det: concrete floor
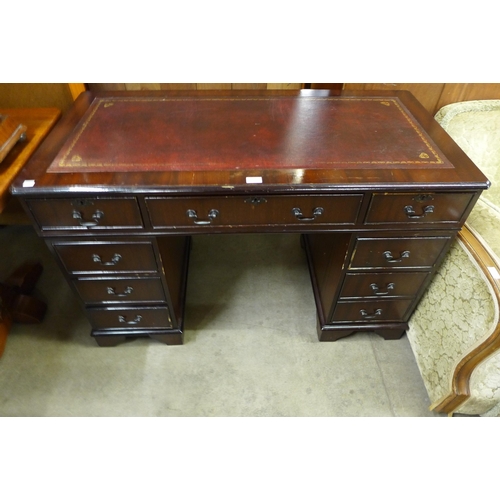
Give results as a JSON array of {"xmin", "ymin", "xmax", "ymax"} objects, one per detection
[{"xmin": 0, "ymin": 224, "xmax": 447, "ymax": 417}]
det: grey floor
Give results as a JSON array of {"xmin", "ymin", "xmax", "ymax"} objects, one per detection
[{"xmin": 0, "ymin": 224, "xmax": 447, "ymax": 417}]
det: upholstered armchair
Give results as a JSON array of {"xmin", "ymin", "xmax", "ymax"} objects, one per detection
[{"xmin": 407, "ymin": 100, "xmax": 500, "ymax": 416}]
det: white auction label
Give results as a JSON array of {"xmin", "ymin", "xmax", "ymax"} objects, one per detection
[{"xmin": 246, "ymin": 176, "xmax": 263, "ymax": 184}]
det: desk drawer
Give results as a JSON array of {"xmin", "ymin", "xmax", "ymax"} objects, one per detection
[
  {"xmin": 53, "ymin": 242, "xmax": 158, "ymax": 275},
  {"xmin": 145, "ymin": 195, "xmax": 362, "ymax": 228},
  {"xmin": 74, "ymin": 277, "xmax": 166, "ymax": 304},
  {"xmin": 349, "ymin": 236, "xmax": 451, "ymax": 270},
  {"xmin": 27, "ymin": 197, "xmax": 144, "ymax": 230},
  {"xmin": 332, "ymin": 299, "xmax": 413, "ymax": 323},
  {"xmin": 365, "ymin": 192, "xmax": 474, "ymax": 225},
  {"xmin": 87, "ymin": 306, "xmax": 172, "ymax": 330},
  {"xmin": 340, "ymin": 272, "xmax": 429, "ymax": 299}
]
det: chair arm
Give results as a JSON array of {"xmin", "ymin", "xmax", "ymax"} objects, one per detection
[{"xmin": 432, "ymin": 224, "xmax": 500, "ymax": 414}]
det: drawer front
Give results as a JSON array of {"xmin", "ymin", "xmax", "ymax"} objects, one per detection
[
  {"xmin": 87, "ymin": 307, "xmax": 172, "ymax": 330},
  {"xmin": 74, "ymin": 277, "xmax": 166, "ymax": 304},
  {"xmin": 340, "ymin": 272, "xmax": 429, "ymax": 299},
  {"xmin": 145, "ymin": 195, "xmax": 363, "ymax": 228},
  {"xmin": 365, "ymin": 192, "xmax": 475, "ymax": 225},
  {"xmin": 27, "ymin": 197, "xmax": 144, "ymax": 230},
  {"xmin": 331, "ymin": 299, "xmax": 413, "ymax": 323},
  {"xmin": 349, "ymin": 236, "xmax": 451, "ymax": 270},
  {"xmin": 53, "ymin": 242, "xmax": 158, "ymax": 274}
]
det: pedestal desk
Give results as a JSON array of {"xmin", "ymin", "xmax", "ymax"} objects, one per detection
[{"xmin": 10, "ymin": 90, "xmax": 489, "ymax": 346}]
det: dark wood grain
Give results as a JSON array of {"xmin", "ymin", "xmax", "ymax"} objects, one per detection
[
  {"xmin": 10, "ymin": 89, "xmax": 490, "ymax": 354},
  {"xmin": 10, "ymin": 90, "xmax": 489, "ymax": 197}
]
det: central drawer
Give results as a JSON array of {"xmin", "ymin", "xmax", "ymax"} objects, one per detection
[
  {"xmin": 53, "ymin": 241, "xmax": 158, "ymax": 275},
  {"xmin": 145, "ymin": 195, "xmax": 363, "ymax": 228}
]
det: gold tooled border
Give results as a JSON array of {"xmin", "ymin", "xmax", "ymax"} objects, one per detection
[{"xmin": 52, "ymin": 96, "xmax": 448, "ymax": 171}]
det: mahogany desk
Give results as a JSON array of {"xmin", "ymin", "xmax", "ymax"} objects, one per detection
[{"xmin": 10, "ymin": 90, "xmax": 489, "ymax": 346}]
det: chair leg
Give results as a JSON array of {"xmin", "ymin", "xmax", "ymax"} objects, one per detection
[
  {"xmin": 5, "ymin": 261, "xmax": 43, "ymax": 294},
  {"xmin": 0, "ymin": 310, "xmax": 13, "ymax": 358},
  {"xmin": 0, "ymin": 261, "xmax": 47, "ymax": 357},
  {"xmin": 11, "ymin": 294, "xmax": 47, "ymax": 323}
]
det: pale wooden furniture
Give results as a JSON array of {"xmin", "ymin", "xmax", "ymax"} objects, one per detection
[
  {"xmin": 0, "ymin": 115, "xmax": 27, "ymax": 163},
  {"xmin": 0, "ymin": 108, "xmax": 61, "ymax": 218},
  {"xmin": 68, "ymin": 84, "xmax": 87, "ymax": 101},
  {"xmin": 0, "ymin": 108, "xmax": 60, "ymax": 356},
  {"xmin": 0, "ymin": 84, "xmax": 79, "ymax": 114}
]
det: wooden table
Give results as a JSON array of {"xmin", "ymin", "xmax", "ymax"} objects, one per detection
[
  {"xmin": 0, "ymin": 107, "xmax": 60, "ymax": 356},
  {"xmin": 0, "ymin": 108, "xmax": 61, "ymax": 221},
  {"xmin": 10, "ymin": 90, "xmax": 489, "ymax": 346}
]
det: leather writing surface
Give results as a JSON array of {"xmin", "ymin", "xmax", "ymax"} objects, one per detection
[{"xmin": 47, "ymin": 96, "xmax": 454, "ymax": 173}]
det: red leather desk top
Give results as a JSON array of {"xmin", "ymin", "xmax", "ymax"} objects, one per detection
[{"xmin": 47, "ymin": 96, "xmax": 453, "ymax": 173}]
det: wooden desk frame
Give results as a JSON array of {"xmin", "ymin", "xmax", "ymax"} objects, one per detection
[{"xmin": 10, "ymin": 90, "xmax": 489, "ymax": 347}]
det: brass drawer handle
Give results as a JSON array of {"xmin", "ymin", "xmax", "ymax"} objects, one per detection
[
  {"xmin": 118, "ymin": 314, "xmax": 142, "ymax": 325},
  {"xmin": 72, "ymin": 209, "xmax": 104, "ymax": 227},
  {"xmin": 404, "ymin": 205, "xmax": 434, "ymax": 219},
  {"xmin": 370, "ymin": 283, "xmax": 395, "ymax": 295},
  {"xmin": 360, "ymin": 308, "xmax": 382, "ymax": 319},
  {"xmin": 291, "ymin": 207, "xmax": 324, "ymax": 221},
  {"xmin": 383, "ymin": 250, "xmax": 410, "ymax": 263},
  {"xmin": 92, "ymin": 253, "xmax": 122, "ymax": 266},
  {"xmin": 186, "ymin": 208, "xmax": 219, "ymax": 225},
  {"xmin": 107, "ymin": 286, "xmax": 133, "ymax": 297}
]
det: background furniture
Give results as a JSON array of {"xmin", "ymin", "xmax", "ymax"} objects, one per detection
[
  {"xmin": 0, "ymin": 108, "xmax": 60, "ymax": 356},
  {"xmin": 87, "ymin": 83, "xmax": 500, "ymax": 116},
  {"xmin": 343, "ymin": 84, "xmax": 500, "ymax": 117},
  {"xmin": 0, "ymin": 84, "xmax": 85, "ymax": 115},
  {"xmin": 4, "ymin": 83, "xmax": 500, "ymax": 117},
  {"xmin": 407, "ymin": 100, "xmax": 500, "ymax": 416},
  {"xmin": 0, "ymin": 108, "xmax": 61, "ymax": 223},
  {"xmin": 11, "ymin": 90, "xmax": 488, "ymax": 348}
]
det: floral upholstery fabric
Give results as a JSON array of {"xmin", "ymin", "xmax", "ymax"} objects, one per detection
[
  {"xmin": 408, "ymin": 100, "xmax": 500, "ymax": 416},
  {"xmin": 406, "ymin": 239, "xmax": 498, "ymax": 410},
  {"xmin": 459, "ymin": 347, "xmax": 500, "ymax": 416},
  {"xmin": 467, "ymin": 199, "xmax": 500, "ymax": 260},
  {"xmin": 435, "ymin": 100, "xmax": 500, "ymax": 209}
]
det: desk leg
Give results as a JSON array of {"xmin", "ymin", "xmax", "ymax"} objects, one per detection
[
  {"xmin": 375, "ymin": 328, "xmax": 406, "ymax": 340},
  {"xmin": 317, "ymin": 323, "xmax": 407, "ymax": 342},
  {"xmin": 93, "ymin": 334, "xmax": 127, "ymax": 347},
  {"xmin": 91, "ymin": 331, "xmax": 184, "ymax": 346},
  {"xmin": 149, "ymin": 332, "xmax": 183, "ymax": 345}
]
